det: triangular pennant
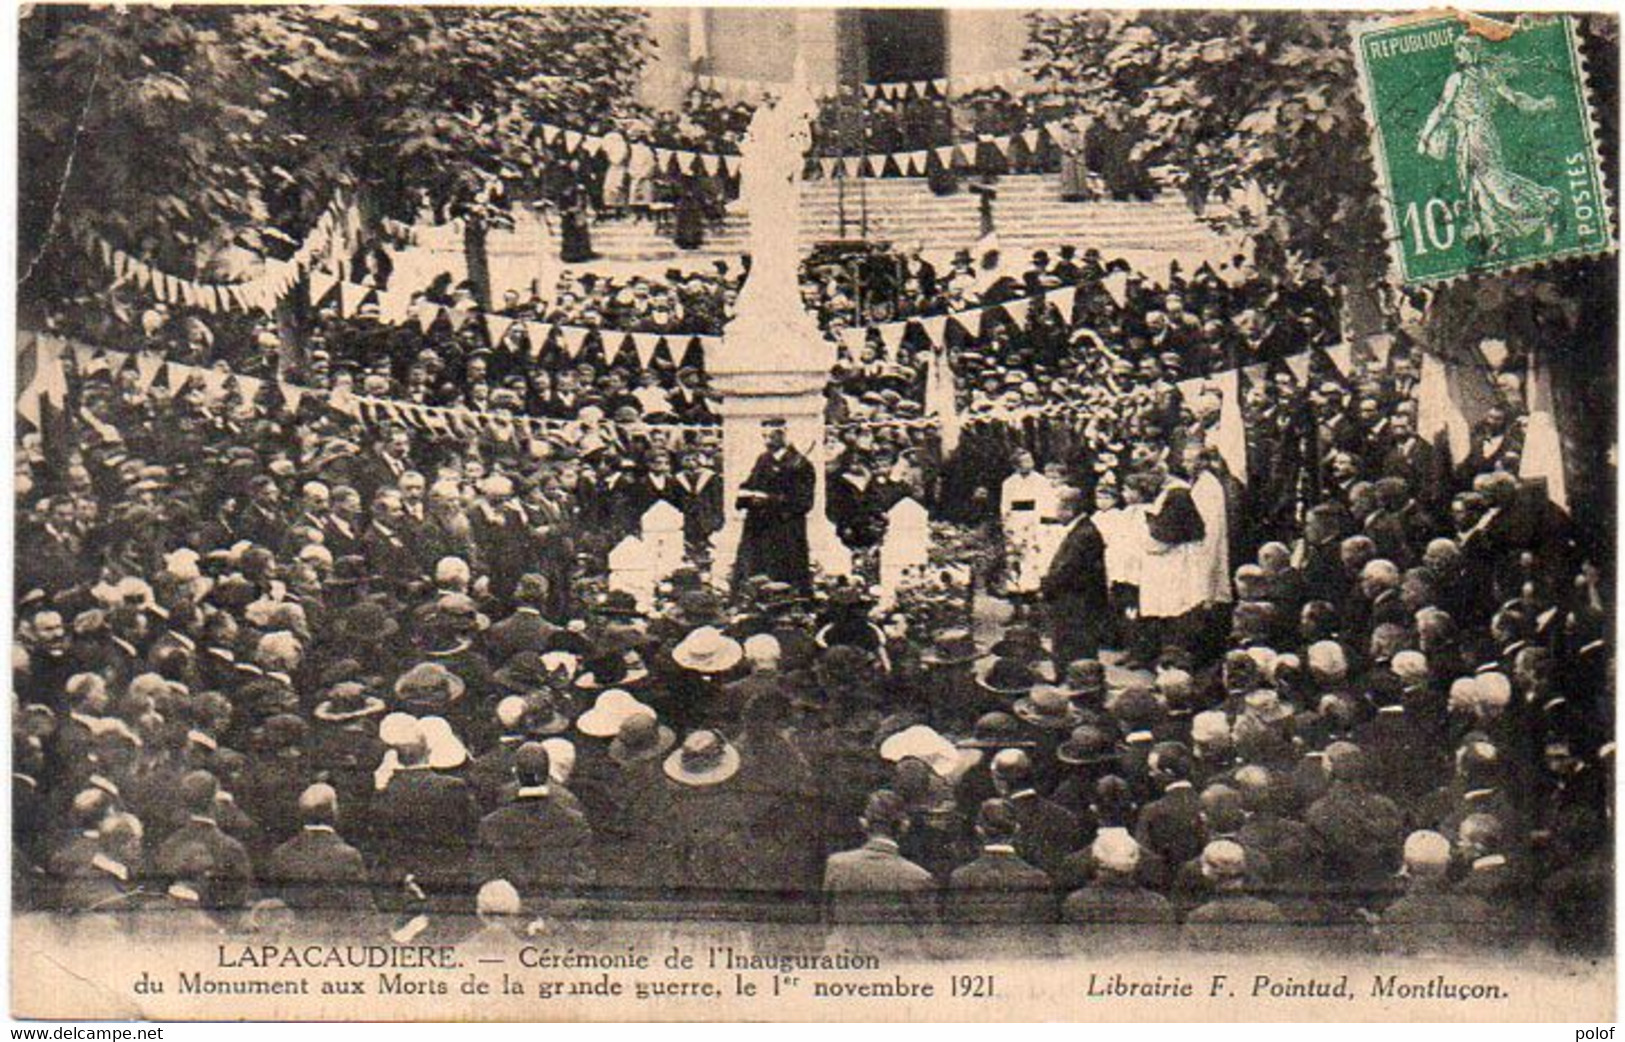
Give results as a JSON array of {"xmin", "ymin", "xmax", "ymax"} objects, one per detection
[
  {"xmin": 1242, "ymin": 362, "xmax": 1269, "ymax": 386},
  {"xmin": 1001, "ymin": 298, "xmax": 1031, "ymax": 327},
  {"xmin": 700, "ymin": 153, "xmax": 721, "ymax": 177},
  {"xmin": 1021, "ymin": 128, "xmax": 1042, "ymax": 152},
  {"xmin": 917, "ymin": 314, "xmax": 950, "ymax": 346},
  {"xmin": 199, "ymin": 366, "xmax": 230, "ymax": 401},
  {"xmin": 557, "ymin": 325, "xmax": 588, "ymax": 359},
  {"xmin": 877, "ymin": 322, "xmax": 907, "ymax": 361},
  {"xmin": 446, "ymin": 307, "xmax": 474, "ymax": 333},
  {"xmin": 540, "ymin": 124, "xmax": 560, "ymax": 145},
  {"xmin": 485, "ymin": 313, "xmax": 515, "ymax": 346},
  {"xmin": 527, "ymin": 322, "xmax": 551, "ymax": 359},
  {"xmin": 631, "ymin": 332, "xmax": 662, "ymax": 368},
  {"xmin": 414, "ymin": 303, "xmax": 444, "ymax": 333},
  {"xmin": 1325, "ymin": 343, "xmax": 1353, "ymax": 376},
  {"xmin": 377, "ymin": 289, "xmax": 412, "ymax": 325},
  {"xmin": 1283, "ymin": 352, "xmax": 1311, "ymax": 384},
  {"xmin": 562, "ymin": 129, "xmax": 584, "ymax": 152},
  {"xmin": 1049, "ymin": 285, "xmax": 1077, "ymax": 320},
  {"xmin": 336, "ymin": 280, "xmax": 366, "ymax": 317},
  {"xmin": 720, "ymin": 155, "xmax": 739, "ymax": 178},
  {"xmin": 162, "ymin": 361, "xmax": 196, "ymax": 396},
  {"xmin": 309, "ymin": 270, "xmax": 340, "ymax": 308},
  {"xmin": 580, "ymin": 134, "xmax": 604, "ymax": 157},
  {"xmin": 935, "ymin": 145, "xmax": 958, "ymax": 167},
  {"xmin": 841, "ymin": 157, "xmax": 863, "ymax": 179},
  {"xmin": 863, "ymin": 83, "xmax": 880, "ymax": 99},
  {"xmin": 931, "ymin": 78, "xmax": 949, "ymax": 95},
  {"xmin": 1366, "ymin": 333, "xmax": 1394, "ymax": 368},
  {"xmin": 235, "ymin": 375, "xmax": 263, "ymax": 404},
  {"xmin": 819, "ymin": 157, "xmax": 839, "ymax": 178},
  {"xmin": 279, "ymin": 381, "xmax": 305, "ymax": 414},
  {"xmin": 134, "ymin": 351, "xmax": 166, "ymax": 393}
]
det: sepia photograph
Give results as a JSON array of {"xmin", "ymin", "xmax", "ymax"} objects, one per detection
[{"xmin": 9, "ymin": 3, "xmax": 1618, "ymax": 1022}]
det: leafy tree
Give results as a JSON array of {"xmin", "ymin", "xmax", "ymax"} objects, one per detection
[
  {"xmin": 19, "ymin": 5, "xmax": 650, "ymax": 315},
  {"xmin": 1025, "ymin": 11, "xmax": 1386, "ymax": 289}
]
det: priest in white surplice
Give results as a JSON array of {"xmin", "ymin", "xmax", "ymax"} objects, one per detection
[
  {"xmin": 1131, "ymin": 465, "xmax": 1208, "ymax": 665},
  {"xmin": 1000, "ymin": 450, "xmax": 1061, "ymax": 606}
]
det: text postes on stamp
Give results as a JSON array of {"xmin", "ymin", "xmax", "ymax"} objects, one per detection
[{"xmin": 1353, "ymin": 13, "xmax": 1613, "ymax": 284}]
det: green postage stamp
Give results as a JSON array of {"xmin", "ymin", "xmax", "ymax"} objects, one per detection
[{"xmin": 1353, "ymin": 13, "xmax": 1614, "ymax": 284}]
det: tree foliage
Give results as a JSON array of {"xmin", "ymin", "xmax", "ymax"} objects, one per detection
[
  {"xmin": 20, "ymin": 5, "xmax": 650, "ymax": 300},
  {"xmin": 1025, "ymin": 11, "xmax": 1388, "ymax": 284}
]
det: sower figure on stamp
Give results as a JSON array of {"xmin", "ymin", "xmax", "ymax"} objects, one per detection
[{"xmin": 734, "ymin": 419, "xmax": 815, "ymax": 592}]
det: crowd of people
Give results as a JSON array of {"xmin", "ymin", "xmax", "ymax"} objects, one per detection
[{"xmin": 15, "ymin": 129, "xmax": 1612, "ymax": 957}]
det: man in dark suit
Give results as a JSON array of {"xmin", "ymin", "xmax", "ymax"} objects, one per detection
[
  {"xmin": 1042, "ymin": 490, "xmax": 1110, "ymax": 668},
  {"xmin": 1377, "ymin": 830, "xmax": 1496, "ymax": 954},
  {"xmin": 992, "ymin": 749, "xmax": 1078, "ymax": 879},
  {"xmin": 735, "ymin": 420, "xmax": 816, "ymax": 592},
  {"xmin": 367, "ymin": 720, "xmax": 479, "ymax": 899},
  {"xmin": 823, "ymin": 789, "xmax": 937, "ymax": 924},
  {"xmin": 152, "ymin": 770, "xmax": 253, "ymax": 913},
  {"xmin": 483, "ymin": 575, "xmax": 559, "ymax": 663},
  {"xmin": 948, "ymin": 799, "xmax": 1055, "ymax": 923},
  {"xmin": 267, "ymin": 784, "xmax": 374, "ymax": 918},
  {"xmin": 363, "ymin": 489, "xmax": 421, "ymax": 594},
  {"xmin": 1134, "ymin": 742, "xmax": 1208, "ymax": 871},
  {"xmin": 1181, "ymin": 840, "xmax": 1288, "ymax": 952},
  {"xmin": 476, "ymin": 743, "xmax": 594, "ymax": 898}
]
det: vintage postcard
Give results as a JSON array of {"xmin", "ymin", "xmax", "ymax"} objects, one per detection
[{"xmin": 11, "ymin": 4, "xmax": 1617, "ymax": 1023}]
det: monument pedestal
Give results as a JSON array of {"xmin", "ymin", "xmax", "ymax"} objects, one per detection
[
  {"xmin": 706, "ymin": 368, "xmax": 851, "ymax": 590},
  {"xmin": 706, "ymin": 79, "xmax": 851, "ymax": 590}
]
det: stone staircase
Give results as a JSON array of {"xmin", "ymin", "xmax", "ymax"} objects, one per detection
[
  {"xmin": 585, "ymin": 174, "xmax": 1246, "ymax": 269},
  {"xmin": 414, "ymin": 174, "xmax": 1249, "ymax": 298}
]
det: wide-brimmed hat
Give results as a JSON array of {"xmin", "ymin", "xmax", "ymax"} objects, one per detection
[
  {"xmin": 314, "ymin": 681, "xmax": 387, "ymax": 723},
  {"xmin": 1057, "ymin": 722, "xmax": 1118, "ymax": 765},
  {"xmin": 957, "ymin": 710, "xmax": 1035, "ymax": 749},
  {"xmin": 520, "ymin": 691, "xmax": 572, "ymax": 737},
  {"xmin": 493, "ymin": 651, "xmax": 560, "ymax": 695},
  {"xmin": 671, "ymin": 626, "xmax": 744, "ymax": 674},
  {"xmin": 671, "ymin": 589, "xmax": 725, "ymax": 627},
  {"xmin": 576, "ymin": 648, "xmax": 649, "ymax": 690},
  {"xmin": 878, "ymin": 724, "xmax": 978, "ymax": 780},
  {"xmin": 663, "ymin": 729, "xmax": 741, "ymax": 786},
  {"xmin": 1014, "ymin": 684, "xmax": 1087, "ymax": 729},
  {"xmin": 990, "ymin": 625, "xmax": 1046, "ymax": 662},
  {"xmin": 419, "ymin": 716, "xmax": 468, "ymax": 770},
  {"xmin": 592, "ymin": 590, "xmax": 643, "ymax": 620},
  {"xmin": 393, "ymin": 663, "xmax": 466, "ymax": 710},
  {"xmin": 919, "ymin": 628, "xmax": 982, "ymax": 667},
  {"xmin": 608, "ymin": 711, "xmax": 676, "ymax": 766},
  {"xmin": 975, "ymin": 656, "xmax": 1039, "ymax": 697},
  {"xmin": 577, "ymin": 688, "xmax": 653, "ymax": 739},
  {"xmin": 1060, "ymin": 659, "xmax": 1107, "ymax": 700},
  {"xmin": 431, "ymin": 593, "xmax": 490, "ymax": 633}
]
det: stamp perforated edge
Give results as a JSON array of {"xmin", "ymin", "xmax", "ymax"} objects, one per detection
[{"xmin": 1349, "ymin": 11, "xmax": 1618, "ymax": 287}]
